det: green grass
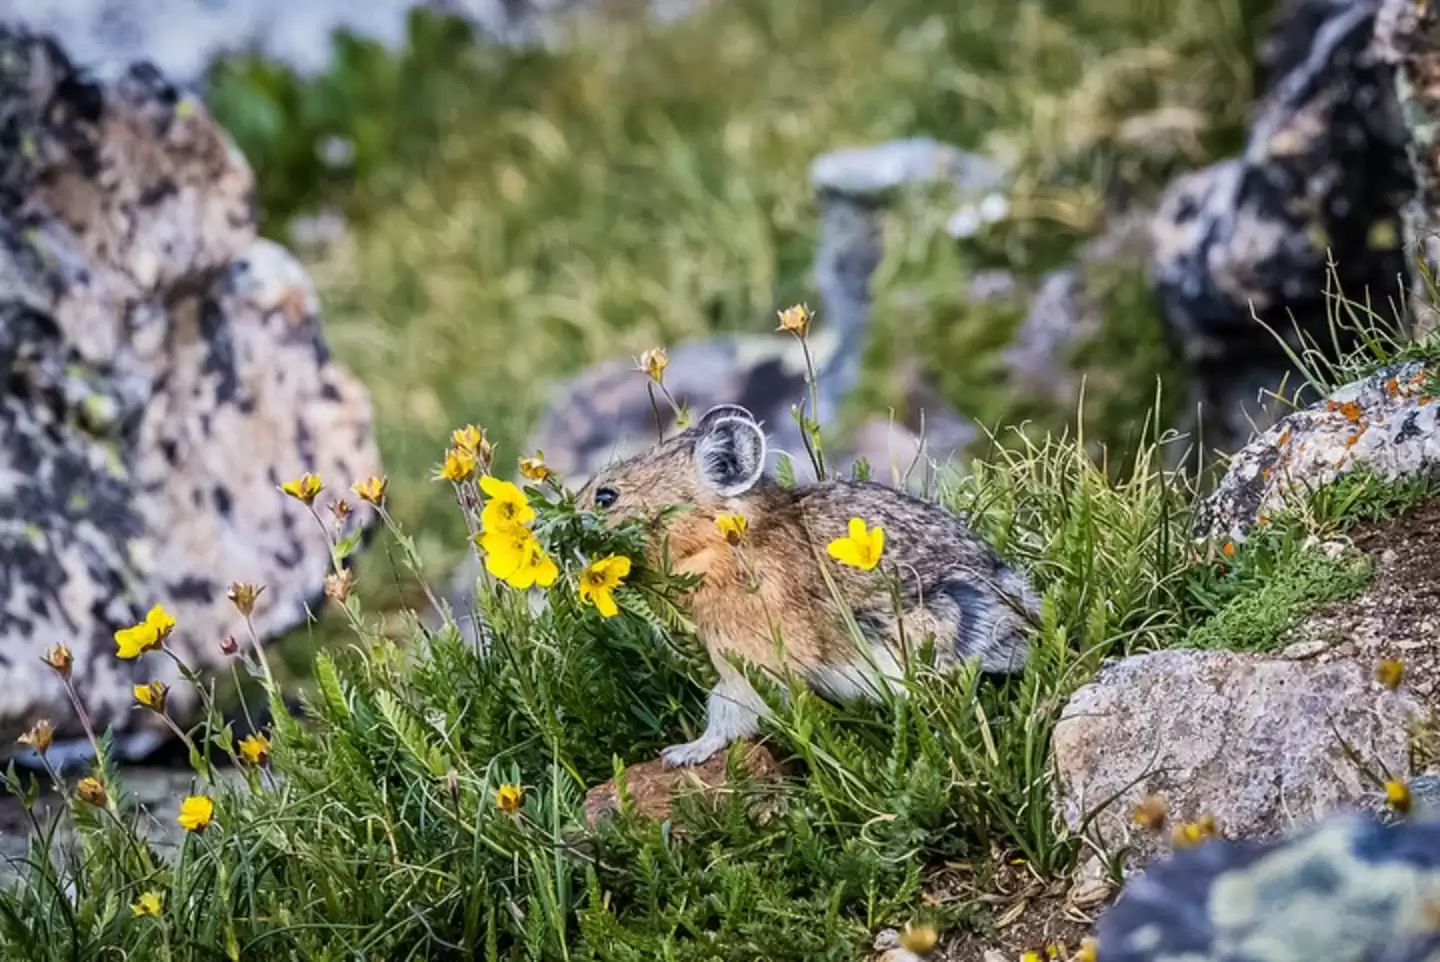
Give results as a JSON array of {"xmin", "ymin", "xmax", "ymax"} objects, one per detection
[
  {"xmin": 3, "ymin": 379, "xmax": 1435, "ymax": 959},
  {"xmin": 14, "ymin": 1, "xmax": 1440, "ymax": 958}
]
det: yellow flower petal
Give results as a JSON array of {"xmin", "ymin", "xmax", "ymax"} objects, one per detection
[
  {"xmin": 114, "ymin": 623, "xmax": 161, "ymax": 659},
  {"xmin": 495, "ymin": 783, "xmax": 523, "ymax": 813},
  {"xmin": 144, "ymin": 604, "xmax": 176, "ymax": 638},
  {"xmin": 131, "ymin": 890, "xmax": 163, "ymax": 918},
  {"xmin": 177, "ymin": 795, "xmax": 214, "ymax": 832},
  {"xmin": 592, "ymin": 588, "xmax": 619, "ymax": 618},
  {"xmin": 239, "ymin": 733, "xmax": 270, "ymax": 766},
  {"xmin": 827, "ymin": 518, "xmax": 885, "ymax": 571}
]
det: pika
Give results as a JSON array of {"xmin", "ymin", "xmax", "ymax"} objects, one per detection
[{"xmin": 575, "ymin": 404, "xmax": 1041, "ymax": 767}]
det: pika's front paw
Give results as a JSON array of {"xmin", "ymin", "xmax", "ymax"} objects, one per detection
[{"xmin": 660, "ymin": 737, "xmax": 726, "ymax": 768}]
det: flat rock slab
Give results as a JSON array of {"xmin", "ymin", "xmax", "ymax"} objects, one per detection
[
  {"xmin": 1052, "ymin": 648, "xmax": 1421, "ymax": 866},
  {"xmin": 584, "ymin": 741, "xmax": 782, "ymax": 828}
]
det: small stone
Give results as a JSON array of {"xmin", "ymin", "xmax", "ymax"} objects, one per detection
[
  {"xmin": 583, "ymin": 742, "xmax": 783, "ymax": 829},
  {"xmin": 1281, "ymin": 639, "xmax": 1330, "ymax": 660},
  {"xmin": 808, "ymin": 137, "xmax": 1007, "ymax": 202},
  {"xmin": 1381, "ymin": 548, "xmax": 1399, "ymax": 566}
]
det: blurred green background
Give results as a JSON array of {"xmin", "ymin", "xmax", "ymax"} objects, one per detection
[{"xmin": 200, "ymin": 0, "xmax": 1274, "ymax": 654}]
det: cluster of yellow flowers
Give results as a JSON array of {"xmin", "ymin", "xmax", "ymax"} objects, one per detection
[
  {"xmin": 437, "ymin": 424, "xmax": 493, "ymax": 483},
  {"xmin": 432, "ymin": 431, "xmax": 634, "ymax": 617},
  {"xmin": 476, "ymin": 476, "xmax": 559, "ymax": 590}
]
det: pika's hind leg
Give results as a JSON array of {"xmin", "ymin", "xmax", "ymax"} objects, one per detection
[{"xmin": 661, "ymin": 664, "xmax": 772, "ymax": 768}]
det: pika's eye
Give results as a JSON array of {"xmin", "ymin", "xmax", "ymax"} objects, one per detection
[{"xmin": 594, "ymin": 486, "xmax": 619, "ymax": 510}]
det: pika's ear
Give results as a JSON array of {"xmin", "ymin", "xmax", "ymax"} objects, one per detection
[
  {"xmin": 697, "ymin": 404, "xmax": 758, "ymax": 431},
  {"xmin": 693, "ymin": 415, "xmax": 766, "ymax": 496}
]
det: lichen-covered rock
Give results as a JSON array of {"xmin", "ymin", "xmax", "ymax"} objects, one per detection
[
  {"xmin": 1376, "ymin": 0, "xmax": 1440, "ymax": 337},
  {"xmin": 1149, "ymin": 0, "xmax": 1416, "ymax": 462},
  {"xmin": 0, "ymin": 28, "xmax": 381, "ymax": 760},
  {"xmin": 1052, "ymin": 648, "xmax": 1420, "ymax": 867},
  {"xmin": 1194, "ymin": 360, "xmax": 1440, "ymax": 543},
  {"xmin": 1093, "ymin": 814, "xmax": 1440, "ymax": 962}
]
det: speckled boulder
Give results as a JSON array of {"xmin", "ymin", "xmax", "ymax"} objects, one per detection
[
  {"xmin": 1093, "ymin": 814, "xmax": 1440, "ymax": 962},
  {"xmin": 1149, "ymin": 0, "xmax": 1415, "ymax": 463},
  {"xmin": 1052, "ymin": 648, "xmax": 1421, "ymax": 868},
  {"xmin": 0, "ymin": 28, "xmax": 381, "ymax": 760},
  {"xmin": 1376, "ymin": 0, "xmax": 1440, "ymax": 338},
  {"xmin": 1194, "ymin": 360, "xmax": 1440, "ymax": 543}
]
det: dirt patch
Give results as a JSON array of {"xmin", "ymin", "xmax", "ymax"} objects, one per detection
[
  {"xmin": 906, "ymin": 857, "xmax": 1109, "ymax": 962},
  {"xmin": 1291, "ymin": 497, "xmax": 1440, "ymax": 727}
]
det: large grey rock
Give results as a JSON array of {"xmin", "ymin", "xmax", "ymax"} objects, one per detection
[
  {"xmin": 0, "ymin": 28, "xmax": 381, "ymax": 762},
  {"xmin": 1194, "ymin": 360, "xmax": 1440, "ymax": 543},
  {"xmin": 1149, "ymin": 0, "xmax": 1416, "ymax": 464},
  {"xmin": 1093, "ymin": 813, "xmax": 1440, "ymax": 962},
  {"xmin": 1052, "ymin": 648, "xmax": 1421, "ymax": 867},
  {"xmin": 1376, "ymin": 0, "xmax": 1440, "ymax": 337}
]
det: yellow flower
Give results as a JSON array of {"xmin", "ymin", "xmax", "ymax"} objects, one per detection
[
  {"xmin": 451, "ymin": 424, "xmax": 493, "ymax": 466},
  {"xmin": 227, "ymin": 582, "xmax": 264, "ymax": 617},
  {"xmin": 114, "ymin": 604, "xmax": 176, "ymax": 659},
  {"xmin": 1021, "ymin": 953, "xmax": 1042, "ymax": 962},
  {"xmin": 133, "ymin": 681, "xmax": 168, "ymax": 713},
  {"xmin": 518, "ymin": 454, "xmax": 552, "ymax": 483},
  {"xmin": 495, "ymin": 783, "xmax": 523, "ymax": 814},
  {"xmin": 1386, "ymin": 780, "xmax": 1413, "ymax": 813},
  {"xmin": 18, "ymin": 719, "xmax": 53, "ymax": 754},
  {"xmin": 437, "ymin": 447, "xmax": 477, "ymax": 483},
  {"xmin": 899, "ymin": 923, "xmax": 938, "ymax": 954},
  {"xmin": 715, "ymin": 513, "xmax": 749, "ymax": 545},
  {"xmin": 479, "ymin": 475, "xmax": 536, "ymax": 530},
  {"xmin": 75, "ymin": 777, "xmax": 107, "ymax": 807},
  {"xmin": 115, "ymin": 626, "xmax": 160, "ymax": 660},
  {"xmin": 776, "ymin": 302, "xmax": 813, "ymax": 335},
  {"xmin": 1376, "ymin": 658, "xmax": 1405, "ymax": 691},
  {"xmin": 1076, "ymin": 937, "xmax": 1099, "ymax": 962},
  {"xmin": 1131, "ymin": 793, "xmax": 1168, "ymax": 832},
  {"xmin": 279, "ymin": 472, "xmax": 323, "ymax": 505},
  {"xmin": 480, "ymin": 521, "xmax": 534, "ymax": 577},
  {"xmin": 178, "ymin": 795, "xmax": 214, "ymax": 832},
  {"xmin": 1171, "ymin": 816, "xmax": 1218, "ymax": 848},
  {"xmin": 512, "ymin": 539, "xmax": 559, "ymax": 591},
  {"xmin": 478, "ymin": 523, "xmax": 557, "ymax": 590},
  {"xmin": 637, "ymin": 347, "xmax": 669, "ymax": 383},
  {"xmin": 41, "ymin": 644, "xmax": 73, "ymax": 679},
  {"xmin": 579, "ymin": 555, "xmax": 631, "ymax": 618},
  {"xmin": 826, "ymin": 518, "xmax": 885, "ymax": 571},
  {"xmin": 131, "ymin": 890, "xmax": 163, "ymax": 918},
  {"xmin": 351, "ymin": 475, "xmax": 388, "ymax": 505},
  {"xmin": 239, "ymin": 733, "xmax": 270, "ymax": 766}
]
